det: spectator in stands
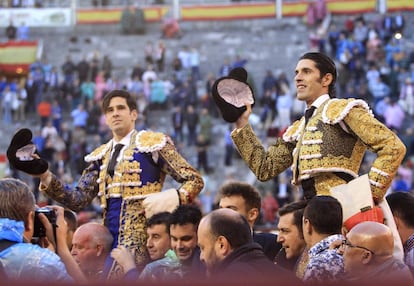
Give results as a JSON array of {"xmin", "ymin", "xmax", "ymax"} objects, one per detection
[
  {"xmin": 218, "ymin": 181, "xmax": 282, "ymax": 261},
  {"xmin": 185, "ymin": 104, "xmax": 199, "ymax": 146},
  {"xmin": 171, "ymin": 105, "xmax": 184, "ymax": 143},
  {"xmin": 77, "ymin": 55, "xmax": 90, "ymax": 85},
  {"xmin": 396, "ymin": 159, "xmax": 413, "ymax": 190},
  {"xmin": 340, "ymin": 221, "xmax": 413, "ymax": 283},
  {"xmin": 102, "ymin": 55, "xmax": 113, "ymax": 81},
  {"xmin": 2, "ymin": 85, "xmax": 16, "ymax": 125},
  {"xmin": 315, "ymin": 0, "xmax": 328, "ymax": 24},
  {"xmin": 47, "ymin": 65, "xmax": 60, "ymax": 94},
  {"xmin": 383, "ymin": 97, "xmax": 405, "ymax": 133},
  {"xmin": 50, "ymin": 99, "xmax": 62, "ymax": 133},
  {"xmin": 161, "ymin": 17, "xmax": 182, "ymax": 39},
  {"xmin": 232, "ymin": 54, "xmax": 248, "ymax": 69},
  {"xmin": 261, "ymin": 69, "xmax": 277, "ymax": 102},
  {"xmin": 71, "ymin": 103, "xmax": 89, "ymax": 129},
  {"xmin": 61, "ymin": 55, "xmax": 76, "ymax": 90},
  {"xmin": 218, "ymin": 58, "xmax": 232, "ymax": 77},
  {"xmin": 80, "ymin": 78, "xmax": 95, "ymax": 105},
  {"xmin": 275, "ymin": 82, "xmax": 293, "ymax": 130},
  {"xmin": 15, "ymin": 82, "xmax": 27, "ymax": 122},
  {"xmin": 5, "ymin": 20, "xmax": 16, "ymax": 40},
  {"xmin": 189, "ymin": 47, "xmax": 201, "ymax": 82},
  {"xmin": 302, "ymin": 196, "xmax": 344, "ymax": 283},
  {"xmin": 36, "ymin": 96, "xmax": 51, "ymax": 127},
  {"xmin": 224, "ymin": 124, "xmax": 235, "ymax": 166},
  {"xmin": 16, "ymin": 21, "xmax": 29, "ymax": 41},
  {"xmin": 386, "ymin": 192, "xmax": 414, "ymax": 275},
  {"xmin": 196, "ymin": 133, "xmax": 210, "ymax": 174},
  {"xmin": 399, "ymin": 77, "xmax": 414, "ymax": 116},
  {"xmin": 305, "ymin": 1, "xmax": 317, "ymax": 28},
  {"xmin": 71, "ymin": 222, "xmax": 113, "ymax": 281},
  {"xmin": 41, "ymin": 119, "xmax": 58, "ymax": 139}
]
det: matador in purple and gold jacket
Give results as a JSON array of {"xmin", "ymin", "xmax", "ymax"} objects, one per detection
[{"xmin": 40, "ymin": 129, "xmax": 204, "ymax": 277}]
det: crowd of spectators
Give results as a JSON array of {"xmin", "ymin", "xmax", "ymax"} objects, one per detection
[
  {"xmin": 1, "ymin": 176, "xmax": 414, "ymax": 284},
  {"xmin": 2, "ymin": 10, "xmax": 414, "ymax": 221},
  {"xmin": 1, "ymin": 3, "xmax": 414, "ymax": 283}
]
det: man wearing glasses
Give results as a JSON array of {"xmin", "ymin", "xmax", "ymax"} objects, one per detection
[{"xmin": 341, "ymin": 221, "xmax": 413, "ymax": 283}]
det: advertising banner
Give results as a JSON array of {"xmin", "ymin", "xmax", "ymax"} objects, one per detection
[{"xmin": 0, "ymin": 8, "xmax": 72, "ymax": 27}]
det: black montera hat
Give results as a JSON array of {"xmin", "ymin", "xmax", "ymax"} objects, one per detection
[
  {"xmin": 7, "ymin": 128, "xmax": 49, "ymax": 175},
  {"xmin": 211, "ymin": 67, "xmax": 255, "ymax": 123}
]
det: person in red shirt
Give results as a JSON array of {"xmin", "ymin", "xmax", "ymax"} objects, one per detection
[{"xmin": 37, "ymin": 98, "xmax": 51, "ymax": 127}]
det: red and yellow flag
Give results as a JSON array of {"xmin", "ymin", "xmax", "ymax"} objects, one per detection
[{"xmin": 0, "ymin": 41, "xmax": 38, "ymax": 76}]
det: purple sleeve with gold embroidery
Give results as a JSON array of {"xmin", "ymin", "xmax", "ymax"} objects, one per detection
[
  {"xmin": 157, "ymin": 142, "xmax": 204, "ymax": 203},
  {"xmin": 42, "ymin": 161, "xmax": 100, "ymax": 212}
]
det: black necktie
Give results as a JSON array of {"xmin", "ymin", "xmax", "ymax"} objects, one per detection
[
  {"xmin": 304, "ymin": 106, "xmax": 316, "ymax": 124},
  {"xmin": 107, "ymin": 144, "xmax": 124, "ymax": 177}
]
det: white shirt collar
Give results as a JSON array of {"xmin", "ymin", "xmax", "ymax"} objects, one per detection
[
  {"xmin": 112, "ymin": 129, "xmax": 134, "ymax": 147},
  {"xmin": 308, "ymin": 94, "xmax": 330, "ymax": 109}
]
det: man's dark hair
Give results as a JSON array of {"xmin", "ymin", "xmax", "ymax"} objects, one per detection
[
  {"xmin": 64, "ymin": 209, "xmax": 78, "ymax": 232},
  {"xmin": 278, "ymin": 200, "xmax": 307, "ymax": 239},
  {"xmin": 147, "ymin": 211, "xmax": 172, "ymax": 228},
  {"xmin": 387, "ymin": 192, "xmax": 414, "ymax": 228},
  {"xmin": 303, "ymin": 196, "xmax": 342, "ymax": 235},
  {"xmin": 170, "ymin": 204, "xmax": 202, "ymax": 227},
  {"xmin": 300, "ymin": 52, "xmax": 337, "ymax": 97},
  {"xmin": 218, "ymin": 182, "xmax": 261, "ymax": 212},
  {"xmin": 102, "ymin": 89, "xmax": 137, "ymax": 113},
  {"xmin": 209, "ymin": 209, "xmax": 252, "ymax": 249}
]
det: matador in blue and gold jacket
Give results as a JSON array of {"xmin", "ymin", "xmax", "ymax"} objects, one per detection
[{"xmin": 40, "ymin": 129, "xmax": 203, "ymax": 277}]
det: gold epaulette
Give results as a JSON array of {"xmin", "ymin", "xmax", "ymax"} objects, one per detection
[
  {"xmin": 135, "ymin": 130, "xmax": 167, "ymax": 153},
  {"xmin": 282, "ymin": 119, "xmax": 304, "ymax": 143},
  {"xmin": 322, "ymin": 98, "xmax": 373, "ymax": 125},
  {"xmin": 84, "ymin": 142, "xmax": 112, "ymax": 162}
]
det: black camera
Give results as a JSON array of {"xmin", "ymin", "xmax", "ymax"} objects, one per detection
[{"xmin": 33, "ymin": 207, "xmax": 57, "ymax": 238}]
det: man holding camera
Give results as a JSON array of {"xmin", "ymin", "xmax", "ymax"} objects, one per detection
[{"xmin": 0, "ymin": 178, "xmax": 77, "ymax": 282}]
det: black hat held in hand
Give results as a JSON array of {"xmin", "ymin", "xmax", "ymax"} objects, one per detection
[
  {"xmin": 7, "ymin": 128, "xmax": 49, "ymax": 175},
  {"xmin": 212, "ymin": 67, "xmax": 255, "ymax": 123}
]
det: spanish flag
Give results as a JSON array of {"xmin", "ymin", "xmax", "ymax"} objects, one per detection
[{"xmin": 0, "ymin": 41, "xmax": 39, "ymax": 76}]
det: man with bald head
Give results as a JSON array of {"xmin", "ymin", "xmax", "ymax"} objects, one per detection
[
  {"xmin": 71, "ymin": 222, "xmax": 114, "ymax": 281},
  {"xmin": 341, "ymin": 221, "xmax": 413, "ymax": 283},
  {"xmin": 197, "ymin": 208, "xmax": 295, "ymax": 284}
]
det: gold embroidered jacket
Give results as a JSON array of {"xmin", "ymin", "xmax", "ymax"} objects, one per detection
[
  {"xmin": 232, "ymin": 98, "xmax": 406, "ymax": 202},
  {"xmin": 41, "ymin": 130, "xmax": 203, "ymax": 270}
]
